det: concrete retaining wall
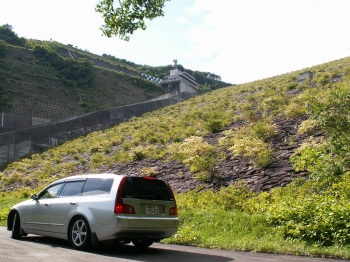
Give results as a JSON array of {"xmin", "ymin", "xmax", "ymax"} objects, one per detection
[{"xmin": 0, "ymin": 93, "xmax": 192, "ymax": 166}]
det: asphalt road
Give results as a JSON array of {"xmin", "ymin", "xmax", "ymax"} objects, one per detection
[{"xmin": 0, "ymin": 226, "xmax": 347, "ymax": 262}]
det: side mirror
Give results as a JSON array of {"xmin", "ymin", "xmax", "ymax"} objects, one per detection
[{"xmin": 31, "ymin": 194, "xmax": 38, "ymax": 201}]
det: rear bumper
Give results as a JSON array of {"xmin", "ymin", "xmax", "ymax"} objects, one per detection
[
  {"xmin": 127, "ymin": 215, "xmax": 179, "ymax": 229},
  {"xmin": 114, "ymin": 228, "xmax": 178, "ymax": 239},
  {"xmin": 92, "ymin": 215, "xmax": 179, "ymax": 242}
]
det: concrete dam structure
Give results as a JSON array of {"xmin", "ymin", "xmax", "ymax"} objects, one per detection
[{"xmin": 0, "ymin": 93, "xmax": 195, "ymax": 166}]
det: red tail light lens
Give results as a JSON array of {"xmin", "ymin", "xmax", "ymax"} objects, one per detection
[
  {"xmin": 115, "ymin": 203, "xmax": 124, "ymax": 214},
  {"xmin": 169, "ymin": 206, "xmax": 178, "ymax": 216},
  {"xmin": 143, "ymin": 176, "xmax": 155, "ymax": 180},
  {"xmin": 115, "ymin": 203, "xmax": 135, "ymax": 214},
  {"xmin": 115, "ymin": 177, "xmax": 126, "ymax": 214}
]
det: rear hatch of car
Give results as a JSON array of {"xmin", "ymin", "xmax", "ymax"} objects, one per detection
[{"xmin": 115, "ymin": 176, "xmax": 178, "ymax": 229}]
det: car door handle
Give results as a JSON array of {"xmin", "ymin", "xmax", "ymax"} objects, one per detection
[
  {"xmin": 70, "ymin": 202, "xmax": 77, "ymax": 205},
  {"xmin": 45, "ymin": 203, "xmax": 50, "ymax": 206}
]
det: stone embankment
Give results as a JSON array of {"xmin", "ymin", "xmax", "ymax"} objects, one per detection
[{"xmin": 102, "ymin": 115, "xmax": 311, "ymax": 194}]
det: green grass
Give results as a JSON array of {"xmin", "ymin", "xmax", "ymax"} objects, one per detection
[
  {"xmin": 160, "ymin": 181, "xmax": 350, "ymax": 259},
  {"xmin": 0, "ymin": 191, "xmax": 29, "ymax": 226},
  {"xmin": 164, "ymin": 207, "xmax": 350, "ymax": 259}
]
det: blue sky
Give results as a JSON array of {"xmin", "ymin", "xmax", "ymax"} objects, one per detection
[{"xmin": 1, "ymin": 0, "xmax": 350, "ymax": 84}]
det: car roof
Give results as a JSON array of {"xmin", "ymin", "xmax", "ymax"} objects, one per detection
[{"xmin": 52, "ymin": 173, "xmax": 124, "ymax": 184}]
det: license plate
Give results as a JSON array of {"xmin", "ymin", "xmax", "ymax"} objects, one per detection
[{"xmin": 145, "ymin": 205, "xmax": 159, "ymax": 215}]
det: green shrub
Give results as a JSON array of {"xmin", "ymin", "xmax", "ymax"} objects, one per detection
[
  {"xmin": 250, "ymin": 121, "xmax": 278, "ymax": 142},
  {"xmin": 219, "ymin": 122, "xmax": 276, "ymax": 168},
  {"xmin": 4, "ymin": 171, "xmax": 23, "ymax": 185},
  {"xmin": 140, "ymin": 167, "xmax": 157, "ymax": 177},
  {"xmin": 130, "ymin": 146, "xmax": 146, "ymax": 161},
  {"xmin": 167, "ymin": 136, "xmax": 217, "ymax": 180},
  {"xmin": 214, "ymin": 181, "xmax": 256, "ymax": 211},
  {"xmin": 291, "ymin": 137, "xmax": 325, "ymax": 173},
  {"xmin": 307, "ymin": 84, "xmax": 350, "ymax": 146},
  {"xmin": 205, "ymin": 119, "xmax": 223, "ymax": 133},
  {"xmin": 297, "ymin": 119, "xmax": 317, "ymax": 135},
  {"xmin": 33, "ymin": 46, "xmax": 94, "ymax": 88},
  {"xmin": 129, "ymin": 144, "xmax": 165, "ymax": 161},
  {"xmin": 284, "ymin": 94, "xmax": 308, "ymax": 117},
  {"xmin": 292, "ymin": 85, "xmax": 350, "ymax": 182},
  {"xmin": 266, "ymin": 194, "xmax": 350, "ymax": 246},
  {"xmin": 0, "ymin": 25, "xmax": 26, "ymax": 47}
]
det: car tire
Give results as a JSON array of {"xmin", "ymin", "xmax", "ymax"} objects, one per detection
[
  {"xmin": 69, "ymin": 217, "xmax": 91, "ymax": 250},
  {"xmin": 132, "ymin": 239, "xmax": 154, "ymax": 248},
  {"xmin": 11, "ymin": 212, "xmax": 21, "ymax": 239}
]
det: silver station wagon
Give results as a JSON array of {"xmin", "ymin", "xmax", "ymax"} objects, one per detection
[{"xmin": 7, "ymin": 174, "xmax": 179, "ymax": 250}]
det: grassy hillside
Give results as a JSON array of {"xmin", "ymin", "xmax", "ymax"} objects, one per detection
[
  {"xmin": 0, "ymin": 40, "xmax": 164, "ymax": 120},
  {"xmin": 2, "ymin": 25, "xmax": 350, "ymax": 258}
]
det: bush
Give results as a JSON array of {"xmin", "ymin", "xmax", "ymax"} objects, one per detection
[
  {"xmin": 33, "ymin": 46, "xmax": 94, "ymax": 88},
  {"xmin": 297, "ymin": 119, "xmax": 317, "ymax": 135},
  {"xmin": 292, "ymin": 85, "xmax": 350, "ymax": 182},
  {"xmin": 250, "ymin": 121, "xmax": 278, "ymax": 142},
  {"xmin": 0, "ymin": 25, "xmax": 26, "ymax": 47},
  {"xmin": 168, "ymin": 136, "xmax": 217, "ymax": 180},
  {"xmin": 219, "ymin": 122, "xmax": 277, "ymax": 167},
  {"xmin": 140, "ymin": 167, "xmax": 157, "ymax": 177},
  {"xmin": 205, "ymin": 119, "xmax": 223, "ymax": 133},
  {"xmin": 284, "ymin": 95, "xmax": 308, "ymax": 117},
  {"xmin": 266, "ymin": 194, "xmax": 350, "ymax": 246}
]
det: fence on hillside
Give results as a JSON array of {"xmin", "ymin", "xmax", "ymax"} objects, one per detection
[{"xmin": 0, "ymin": 93, "xmax": 195, "ymax": 166}]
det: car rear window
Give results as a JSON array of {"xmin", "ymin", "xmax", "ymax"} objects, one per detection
[
  {"xmin": 122, "ymin": 177, "xmax": 174, "ymax": 201},
  {"xmin": 82, "ymin": 178, "xmax": 114, "ymax": 196}
]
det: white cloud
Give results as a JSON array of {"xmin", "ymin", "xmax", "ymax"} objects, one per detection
[{"xmin": 176, "ymin": 16, "xmax": 192, "ymax": 25}]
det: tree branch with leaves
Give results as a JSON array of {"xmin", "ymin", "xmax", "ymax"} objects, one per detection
[{"xmin": 95, "ymin": 0, "xmax": 169, "ymax": 41}]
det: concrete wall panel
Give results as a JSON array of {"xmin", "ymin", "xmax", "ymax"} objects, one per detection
[{"xmin": 0, "ymin": 94, "xmax": 187, "ymax": 166}]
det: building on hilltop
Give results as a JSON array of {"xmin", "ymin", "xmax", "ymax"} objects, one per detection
[{"xmin": 160, "ymin": 60, "xmax": 198, "ymax": 94}]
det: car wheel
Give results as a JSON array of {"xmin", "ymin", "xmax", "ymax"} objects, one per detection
[
  {"xmin": 69, "ymin": 217, "xmax": 91, "ymax": 250},
  {"xmin": 132, "ymin": 239, "xmax": 154, "ymax": 248},
  {"xmin": 11, "ymin": 212, "xmax": 21, "ymax": 239}
]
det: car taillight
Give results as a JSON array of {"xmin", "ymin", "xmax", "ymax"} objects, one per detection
[
  {"xmin": 115, "ymin": 203, "xmax": 124, "ymax": 213},
  {"xmin": 143, "ymin": 176, "xmax": 155, "ymax": 180},
  {"xmin": 115, "ymin": 177, "xmax": 135, "ymax": 214},
  {"xmin": 169, "ymin": 206, "xmax": 178, "ymax": 216},
  {"xmin": 115, "ymin": 203, "xmax": 135, "ymax": 214}
]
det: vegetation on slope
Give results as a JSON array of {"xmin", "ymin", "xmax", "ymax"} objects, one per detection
[
  {"xmin": 0, "ymin": 24, "xmax": 26, "ymax": 47},
  {"xmin": 0, "ymin": 36, "xmax": 350, "ymax": 257},
  {"xmin": 0, "ymin": 26, "xmax": 165, "ymax": 119}
]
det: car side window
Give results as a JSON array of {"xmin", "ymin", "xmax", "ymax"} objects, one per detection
[
  {"xmin": 59, "ymin": 181, "xmax": 85, "ymax": 197},
  {"xmin": 39, "ymin": 183, "xmax": 64, "ymax": 199},
  {"xmin": 82, "ymin": 178, "xmax": 113, "ymax": 196}
]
